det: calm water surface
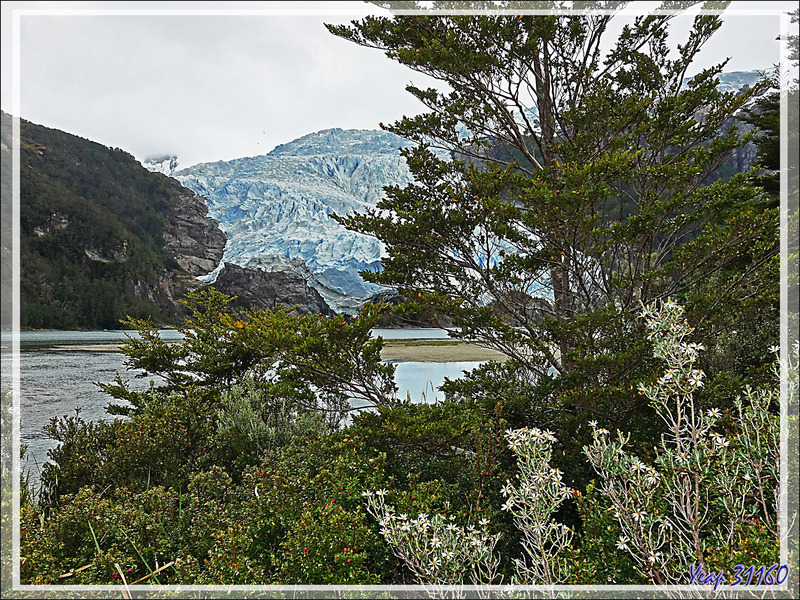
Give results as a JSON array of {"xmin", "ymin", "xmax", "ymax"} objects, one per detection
[{"xmin": 1, "ymin": 329, "xmax": 481, "ymax": 488}]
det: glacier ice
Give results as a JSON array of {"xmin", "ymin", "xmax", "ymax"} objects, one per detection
[{"xmin": 173, "ymin": 128, "xmax": 418, "ymax": 314}]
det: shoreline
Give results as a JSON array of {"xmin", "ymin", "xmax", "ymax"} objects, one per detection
[
  {"xmin": 40, "ymin": 340, "xmax": 508, "ymax": 363},
  {"xmin": 381, "ymin": 341, "xmax": 507, "ymax": 363}
]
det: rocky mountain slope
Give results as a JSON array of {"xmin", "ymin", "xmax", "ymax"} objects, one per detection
[
  {"xmin": 9, "ymin": 114, "xmax": 226, "ymax": 328},
  {"xmin": 8, "ymin": 114, "xmax": 332, "ymax": 329}
]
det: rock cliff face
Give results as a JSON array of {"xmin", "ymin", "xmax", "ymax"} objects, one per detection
[
  {"xmin": 156, "ymin": 177, "xmax": 331, "ymax": 314},
  {"xmin": 126, "ymin": 173, "xmax": 229, "ymax": 309},
  {"xmin": 212, "ymin": 262, "xmax": 333, "ymax": 316},
  {"xmin": 162, "ymin": 177, "xmax": 227, "ymax": 277}
]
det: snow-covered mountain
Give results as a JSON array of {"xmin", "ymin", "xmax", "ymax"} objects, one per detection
[
  {"xmin": 143, "ymin": 154, "xmax": 180, "ymax": 175},
  {"xmin": 172, "ymin": 128, "xmax": 417, "ymax": 314}
]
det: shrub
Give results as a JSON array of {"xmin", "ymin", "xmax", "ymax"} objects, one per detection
[
  {"xmin": 364, "ymin": 489, "xmax": 501, "ymax": 586},
  {"xmin": 584, "ymin": 300, "xmax": 782, "ymax": 584},
  {"xmin": 499, "ymin": 427, "xmax": 574, "ymax": 585},
  {"xmin": 212, "ymin": 371, "xmax": 325, "ymax": 474},
  {"xmin": 366, "ymin": 301, "xmax": 783, "ymax": 586},
  {"xmin": 21, "ymin": 485, "xmax": 182, "ymax": 585},
  {"xmin": 38, "ymin": 409, "xmax": 116, "ymax": 506}
]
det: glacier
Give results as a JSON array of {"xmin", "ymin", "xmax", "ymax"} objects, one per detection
[{"xmin": 172, "ymin": 128, "xmax": 418, "ymax": 314}]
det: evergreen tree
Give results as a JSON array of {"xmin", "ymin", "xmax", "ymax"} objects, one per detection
[{"xmin": 328, "ymin": 3, "xmax": 779, "ymax": 438}]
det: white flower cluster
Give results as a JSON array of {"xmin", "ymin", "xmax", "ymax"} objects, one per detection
[
  {"xmin": 363, "ymin": 489, "xmax": 500, "ymax": 585},
  {"xmin": 502, "ymin": 427, "xmax": 574, "ymax": 585}
]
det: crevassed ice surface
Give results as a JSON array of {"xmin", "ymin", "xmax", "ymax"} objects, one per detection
[{"xmin": 173, "ymin": 128, "xmax": 418, "ymax": 313}]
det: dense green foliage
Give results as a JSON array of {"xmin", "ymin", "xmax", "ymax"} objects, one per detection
[
  {"xmin": 23, "ymin": 291, "xmax": 396, "ymax": 584},
  {"xmin": 19, "ymin": 292, "xmax": 782, "ymax": 587},
  {"xmin": 19, "ymin": 119, "xmax": 192, "ymax": 329}
]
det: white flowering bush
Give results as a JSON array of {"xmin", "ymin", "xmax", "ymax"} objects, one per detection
[
  {"xmin": 711, "ymin": 375, "xmax": 781, "ymax": 544},
  {"xmin": 362, "ymin": 489, "xmax": 501, "ymax": 585},
  {"xmin": 583, "ymin": 300, "xmax": 783, "ymax": 584},
  {"xmin": 361, "ymin": 300, "xmax": 787, "ymax": 587},
  {"xmin": 362, "ymin": 428, "xmax": 574, "ymax": 587},
  {"xmin": 501, "ymin": 427, "xmax": 575, "ymax": 585}
]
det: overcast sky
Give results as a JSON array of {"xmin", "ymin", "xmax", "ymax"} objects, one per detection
[{"xmin": 2, "ymin": 1, "xmax": 797, "ymax": 169}]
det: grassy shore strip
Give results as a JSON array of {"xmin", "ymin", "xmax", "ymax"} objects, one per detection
[
  {"xmin": 381, "ymin": 340, "xmax": 508, "ymax": 363},
  {"xmin": 51, "ymin": 340, "xmax": 508, "ymax": 363}
]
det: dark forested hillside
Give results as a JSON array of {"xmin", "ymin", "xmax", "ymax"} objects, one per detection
[
  {"xmin": 7, "ymin": 112, "xmax": 227, "ymax": 329},
  {"xmin": 1, "ymin": 113, "xmax": 12, "ymax": 330}
]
